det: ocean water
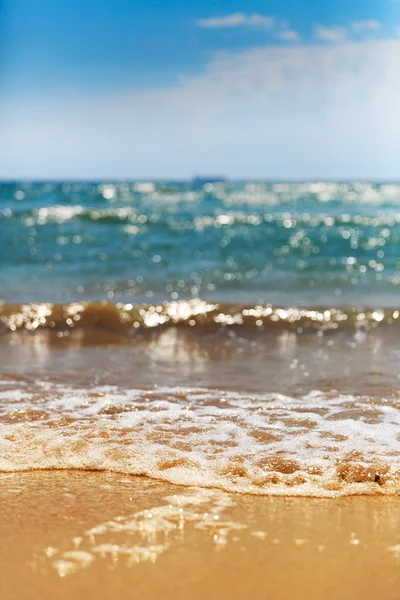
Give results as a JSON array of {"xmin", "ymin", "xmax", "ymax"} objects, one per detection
[
  {"xmin": 1, "ymin": 180, "xmax": 400, "ymax": 497},
  {"xmin": 1, "ymin": 180, "xmax": 400, "ymax": 306}
]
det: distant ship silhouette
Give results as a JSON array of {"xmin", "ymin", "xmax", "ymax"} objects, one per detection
[{"xmin": 191, "ymin": 175, "xmax": 227, "ymax": 186}]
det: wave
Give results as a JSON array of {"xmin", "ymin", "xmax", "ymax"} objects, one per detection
[
  {"xmin": 4, "ymin": 203, "xmax": 400, "ymax": 228},
  {"xmin": 24, "ymin": 205, "xmax": 136, "ymax": 225},
  {"xmin": 0, "ymin": 299, "xmax": 398, "ymax": 335},
  {"xmin": 0, "ymin": 382, "xmax": 399, "ymax": 498}
]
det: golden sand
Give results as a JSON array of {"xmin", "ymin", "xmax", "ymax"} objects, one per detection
[{"xmin": 1, "ymin": 471, "xmax": 400, "ymax": 600}]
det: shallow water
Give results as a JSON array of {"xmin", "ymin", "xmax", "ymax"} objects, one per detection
[
  {"xmin": 1, "ymin": 180, "xmax": 400, "ymax": 497},
  {"xmin": 0, "ymin": 325, "xmax": 399, "ymax": 497}
]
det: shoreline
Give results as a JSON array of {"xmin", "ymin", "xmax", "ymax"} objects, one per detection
[{"xmin": 1, "ymin": 471, "xmax": 400, "ymax": 600}]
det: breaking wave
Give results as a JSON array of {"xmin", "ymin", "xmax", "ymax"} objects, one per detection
[{"xmin": 0, "ymin": 299, "xmax": 398, "ymax": 335}]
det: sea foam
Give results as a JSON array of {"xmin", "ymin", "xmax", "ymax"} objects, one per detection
[{"xmin": 1, "ymin": 381, "xmax": 399, "ymax": 497}]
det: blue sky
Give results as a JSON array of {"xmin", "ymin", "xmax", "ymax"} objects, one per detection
[{"xmin": 1, "ymin": 0, "xmax": 400, "ymax": 179}]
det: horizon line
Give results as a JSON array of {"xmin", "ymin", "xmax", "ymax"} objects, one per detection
[{"xmin": 1, "ymin": 177, "xmax": 400, "ymax": 184}]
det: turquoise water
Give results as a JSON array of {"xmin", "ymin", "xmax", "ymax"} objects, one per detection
[
  {"xmin": 2, "ymin": 180, "xmax": 400, "ymax": 498},
  {"xmin": 1, "ymin": 180, "xmax": 400, "ymax": 306}
]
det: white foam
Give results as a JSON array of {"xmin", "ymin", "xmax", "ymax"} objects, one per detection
[
  {"xmin": 1, "ymin": 383, "xmax": 399, "ymax": 497},
  {"xmin": 47, "ymin": 487, "xmax": 242, "ymax": 576}
]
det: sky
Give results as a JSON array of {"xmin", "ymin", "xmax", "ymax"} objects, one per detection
[{"xmin": 1, "ymin": 0, "xmax": 400, "ymax": 180}]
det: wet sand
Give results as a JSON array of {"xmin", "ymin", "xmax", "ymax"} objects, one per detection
[
  {"xmin": 2, "ymin": 327, "xmax": 400, "ymax": 597},
  {"xmin": 1, "ymin": 471, "xmax": 400, "ymax": 600}
]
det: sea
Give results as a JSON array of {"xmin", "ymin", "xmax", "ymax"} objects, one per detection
[{"xmin": 1, "ymin": 179, "xmax": 400, "ymax": 497}]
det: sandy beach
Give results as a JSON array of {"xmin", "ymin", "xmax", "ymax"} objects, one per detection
[
  {"xmin": 1, "ymin": 326, "xmax": 400, "ymax": 598},
  {"xmin": 1, "ymin": 470, "xmax": 400, "ymax": 600},
  {"xmin": 3, "ymin": 178, "xmax": 400, "ymax": 598},
  {"xmin": 3, "ymin": 0, "xmax": 400, "ymax": 591}
]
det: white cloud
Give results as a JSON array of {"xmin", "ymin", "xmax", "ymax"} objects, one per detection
[
  {"xmin": 277, "ymin": 29, "xmax": 300, "ymax": 42},
  {"xmin": 315, "ymin": 20, "xmax": 380, "ymax": 43},
  {"xmin": 315, "ymin": 25, "xmax": 347, "ymax": 43},
  {"xmin": 351, "ymin": 19, "xmax": 380, "ymax": 32},
  {"xmin": 2, "ymin": 37, "xmax": 400, "ymax": 179},
  {"xmin": 196, "ymin": 13, "xmax": 300, "ymax": 43},
  {"xmin": 196, "ymin": 13, "xmax": 275, "ymax": 29}
]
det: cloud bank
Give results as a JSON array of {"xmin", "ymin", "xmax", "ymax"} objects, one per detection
[{"xmin": 1, "ymin": 34, "xmax": 400, "ymax": 179}]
